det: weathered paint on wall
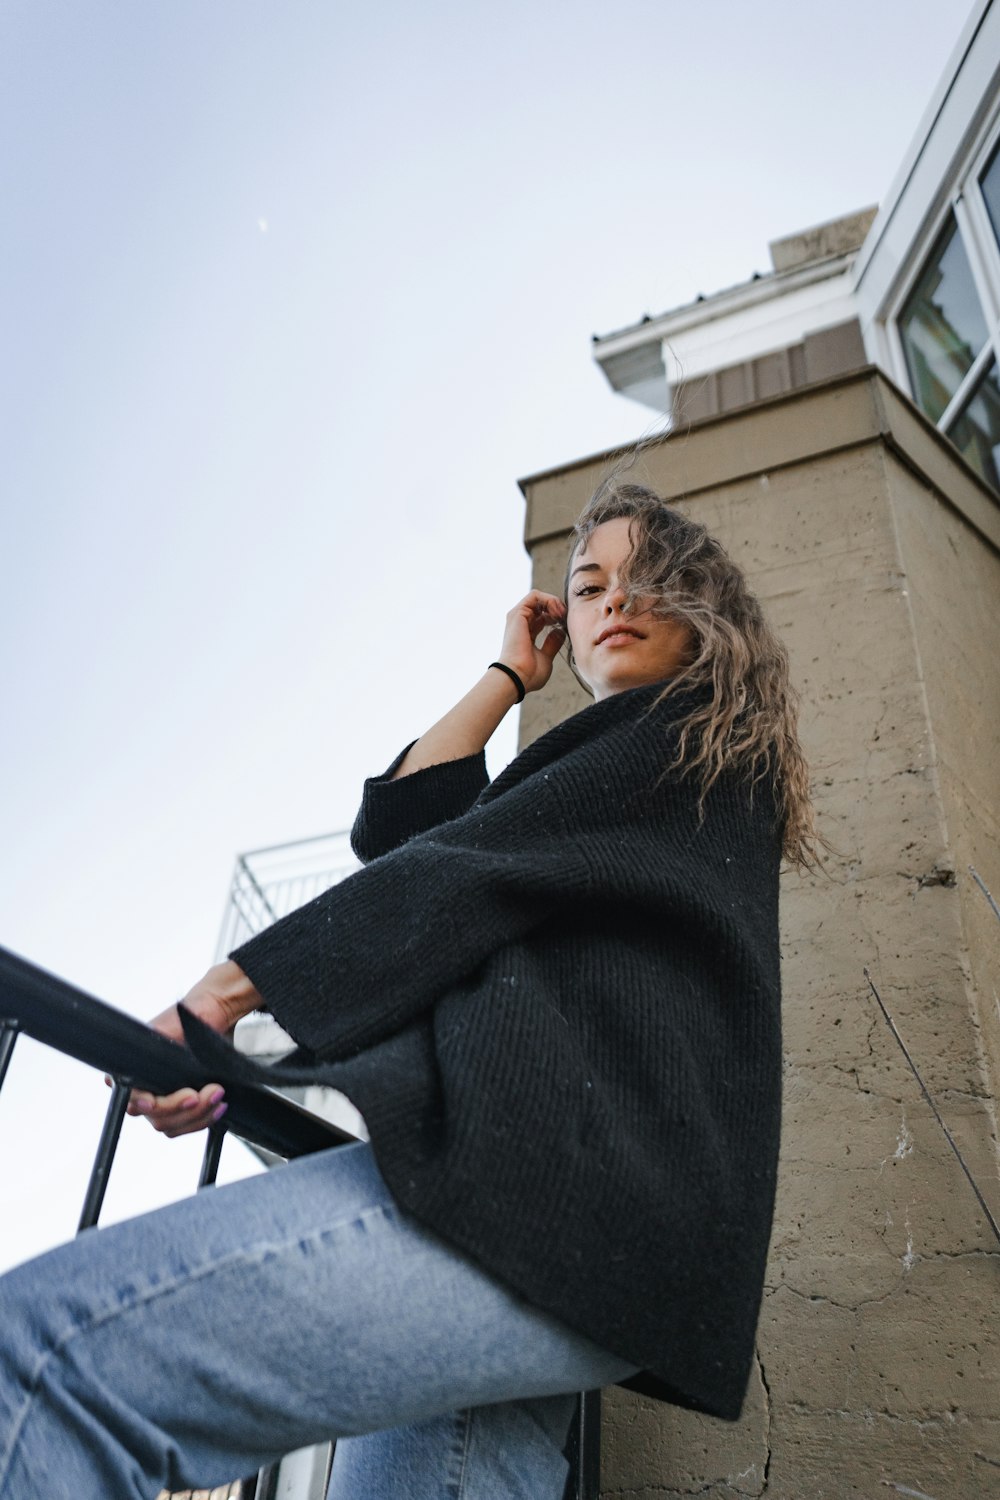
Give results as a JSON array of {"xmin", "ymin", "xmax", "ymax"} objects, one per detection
[{"xmin": 518, "ymin": 370, "xmax": 1000, "ymax": 1499}]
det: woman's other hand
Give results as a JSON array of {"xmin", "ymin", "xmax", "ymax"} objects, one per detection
[
  {"xmin": 125, "ymin": 961, "xmax": 263, "ymax": 1138},
  {"xmin": 497, "ymin": 591, "xmax": 566, "ymax": 694}
]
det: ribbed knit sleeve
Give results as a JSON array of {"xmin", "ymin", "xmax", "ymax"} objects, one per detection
[
  {"xmin": 232, "ymin": 765, "xmax": 590, "ymax": 1061},
  {"xmin": 350, "ymin": 744, "xmax": 490, "ymax": 863}
]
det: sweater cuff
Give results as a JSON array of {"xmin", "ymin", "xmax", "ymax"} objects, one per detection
[{"xmin": 349, "ymin": 744, "xmax": 489, "ymax": 862}]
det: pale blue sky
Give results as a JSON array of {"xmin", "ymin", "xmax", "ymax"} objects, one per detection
[{"xmin": 0, "ymin": 0, "xmax": 973, "ymax": 1269}]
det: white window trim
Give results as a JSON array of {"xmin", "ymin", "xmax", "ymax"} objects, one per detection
[
  {"xmin": 962, "ymin": 136, "xmax": 1000, "ymax": 326},
  {"xmin": 881, "ymin": 108, "xmax": 1000, "ymax": 444},
  {"xmin": 938, "ymin": 336, "xmax": 995, "ymax": 433},
  {"xmin": 854, "ymin": 0, "xmax": 1000, "ymax": 330}
]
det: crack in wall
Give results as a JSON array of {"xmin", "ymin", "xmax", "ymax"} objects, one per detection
[
  {"xmin": 785, "ymin": 1402, "xmax": 972, "ymax": 1430},
  {"xmin": 602, "ymin": 1486, "xmax": 758, "ymax": 1499},
  {"xmin": 602, "ymin": 1487, "xmax": 727, "ymax": 1497},
  {"xmin": 834, "ymin": 1066, "xmax": 992, "ymax": 1105},
  {"xmin": 767, "ymin": 1247, "xmax": 999, "ymax": 1314},
  {"xmin": 767, "ymin": 1277, "xmax": 898, "ymax": 1312},
  {"xmin": 756, "ymin": 1346, "xmax": 772, "ymax": 1494},
  {"xmin": 600, "ymin": 1350, "xmax": 773, "ymax": 1499}
]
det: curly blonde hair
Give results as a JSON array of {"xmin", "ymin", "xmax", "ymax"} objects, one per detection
[{"xmin": 565, "ymin": 483, "xmax": 822, "ymax": 870}]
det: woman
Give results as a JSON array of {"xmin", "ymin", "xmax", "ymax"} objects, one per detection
[{"xmin": 0, "ymin": 485, "xmax": 818, "ymax": 1500}]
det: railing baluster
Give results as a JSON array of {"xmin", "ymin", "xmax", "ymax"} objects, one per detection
[
  {"xmin": 78, "ymin": 1080, "xmax": 130, "ymax": 1233},
  {"xmin": 253, "ymin": 1462, "xmax": 279, "ymax": 1499},
  {"xmin": 0, "ymin": 1019, "xmax": 19, "ymax": 1097},
  {"xmin": 0, "ymin": 944, "xmax": 353, "ymax": 1160},
  {"xmin": 198, "ymin": 1121, "xmax": 227, "ymax": 1189},
  {"xmin": 566, "ymin": 1390, "xmax": 601, "ymax": 1500}
]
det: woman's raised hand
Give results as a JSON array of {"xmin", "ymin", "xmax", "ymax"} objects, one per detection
[
  {"xmin": 125, "ymin": 961, "xmax": 262, "ymax": 1138},
  {"xmin": 496, "ymin": 590, "xmax": 566, "ymax": 694},
  {"xmin": 389, "ymin": 591, "xmax": 566, "ymax": 781}
]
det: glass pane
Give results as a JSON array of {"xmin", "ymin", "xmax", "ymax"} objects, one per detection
[
  {"xmin": 947, "ymin": 359, "xmax": 1000, "ymax": 492},
  {"xmin": 980, "ymin": 137, "xmax": 1000, "ymax": 252},
  {"xmin": 898, "ymin": 215, "xmax": 989, "ymax": 422}
]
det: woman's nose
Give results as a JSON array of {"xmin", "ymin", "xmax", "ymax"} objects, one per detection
[{"xmin": 603, "ymin": 584, "xmax": 627, "ymax": 613}]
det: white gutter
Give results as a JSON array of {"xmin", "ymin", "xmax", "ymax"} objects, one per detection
[{"xmin": 593, "ymin": 251, "xmax": 856, "ymax": 364}]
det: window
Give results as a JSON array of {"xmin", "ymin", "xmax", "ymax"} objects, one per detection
[
  {"xmin": 893, "ymin": 126, "xmax": 1000, "ymax": 494},
  {"xmin": 898, "ymin": 216, "xmax": 989, "ymax": 423},
  {"xmin": 949, "ymin": 358, "xmax": 1000, "ymax": 490},
  {"xmin": 980, "ymin": 135, "xmax": 1000, "ymax": 252}
]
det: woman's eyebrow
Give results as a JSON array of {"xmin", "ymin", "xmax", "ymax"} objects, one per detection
[{"xmin": 569, "ymin": 562, "xmax": 603, "ymax": 580}]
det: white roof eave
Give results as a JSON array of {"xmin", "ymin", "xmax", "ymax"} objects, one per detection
[{"xmin": 593, "ymin": 251, "xmax": 858, "ymax": 365}]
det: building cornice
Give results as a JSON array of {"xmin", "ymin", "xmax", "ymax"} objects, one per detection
[
  {"xmin": 592, "ymin": 251, "xmax": 857, "ymax": 362},
  {"xmin": 519, "ymin": 367, "xmax": 1000, "ymax": 558}
]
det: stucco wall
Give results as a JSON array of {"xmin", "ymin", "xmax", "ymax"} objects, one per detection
[
  {"xmin": 885, "ymin": 451, "xmax": 1000, "ymax": 1105},
  {"xmin": 518, "ymin": 372, "xmax": 1000, "ymax": 1498}
]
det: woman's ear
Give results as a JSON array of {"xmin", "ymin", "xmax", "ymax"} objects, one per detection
[{"xmin": 565, "ymin": 649, "xmax": 594, "ymax": 698}]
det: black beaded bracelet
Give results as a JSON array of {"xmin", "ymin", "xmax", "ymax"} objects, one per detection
[{"xmin": 488, "ymin": 661, "xmax": 526, "ymax": 703}]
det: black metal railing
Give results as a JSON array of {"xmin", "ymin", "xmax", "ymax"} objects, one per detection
[
  {"xmin": 0, "ymin": 942, "xmax": 599, "ymax": 1500},
  {"xmin": 0, "ymin": 945, "xmax": 353, "ymax": 1226}
]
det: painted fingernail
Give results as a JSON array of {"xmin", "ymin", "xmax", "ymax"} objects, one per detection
[
  {"xmin": 182, "ymin": 1096, "xmax": 200, "ymax": 1110},
  {"xmin": 211, "ymin": 1102, "xmax": 228, "ymax": 1124},
  {"xmin": 208, "ymin": 1088, "xmax": 225, "ymax": 1106},
  {"xmin": 133, "ymin": 1098, "xmax": 153, "ymax": 1115}
]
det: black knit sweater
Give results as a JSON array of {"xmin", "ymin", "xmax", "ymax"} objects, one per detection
[{"xmin": 184, "ymin": 681, "xmax": 783, "ymax": 1421}]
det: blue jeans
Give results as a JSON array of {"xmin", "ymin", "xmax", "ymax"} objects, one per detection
[{"xmin": 0, "ymin": 1141, "xmax": 637, "ymax": 1499}]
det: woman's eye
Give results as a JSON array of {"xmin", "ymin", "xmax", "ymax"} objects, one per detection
[{"xmin": 574, "ymin": 584, "xmax": 602, "ymax": 597}]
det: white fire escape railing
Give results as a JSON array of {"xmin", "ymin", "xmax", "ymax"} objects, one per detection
[{"xmin": 216, "ymin": 831, "xmax": 361, "ymax": 963}]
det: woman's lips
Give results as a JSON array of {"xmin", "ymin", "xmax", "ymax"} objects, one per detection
[{"xmin": 597, "ymin": 627, "xmax": 644, "ymax": 647}]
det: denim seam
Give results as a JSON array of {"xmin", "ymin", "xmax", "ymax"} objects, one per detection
[
  {"xmin": 0, "ymin": 1201, "xmax": 397, "ymax": 1496},
  {"xmin": 450, "ymin": 1407, "xmax": 474, "ymax": 1500}
]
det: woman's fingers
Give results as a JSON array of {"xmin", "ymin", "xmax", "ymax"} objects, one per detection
[
  {"xmin": 125, "ymin": 978, "xmax": 253, "ymax": 1137},
  {"xmin": 523, "ymin": 590, "xmax": 566, "ymax": 624},
  {"xmin": 498, "ymin": 592, "xmax": 566, "ymax": 690},
  {"xmin": 530, "ymin": 598, "xmax": 567, "ymax": 650},
  {"xmin": 507, "ymin": 591, "xmax": 565, "ymax": 634},
  {"xmin": 128, "ymin": 1083, "xmax": 227, "ymax": 1138},
  {"xmin": 538, "ymin": 624, "xmax": 566, "ymax": 662}
]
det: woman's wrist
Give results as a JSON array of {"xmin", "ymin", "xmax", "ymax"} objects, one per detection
[
  {"xmin": 391, "ymin": 669, "xmax": 518, "ymax": 780},
  {"xmin": 487, "ymin": 661, "xmax": 526, "ymax": 702},
  {"xmin": 204, "ymin": 961, "xmax": 264, "ymax": 1025}
]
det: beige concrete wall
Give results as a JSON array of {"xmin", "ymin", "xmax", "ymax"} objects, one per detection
[
  {"xmin": 518, "ymin": 372, "xmax": 1000, "ymax": 1499},
  {"xmin": 884, "ymin": 446, "xmax": 1000, "ymax": 1106}
]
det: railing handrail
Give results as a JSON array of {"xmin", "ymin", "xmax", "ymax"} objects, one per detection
[
  {"xmin": 0, "ymin": 940, "xmax": 599, "ymax": 1500},
  {"xmin": 0, "ymin": 944, "xmax": 352, "ymax": 1160}
]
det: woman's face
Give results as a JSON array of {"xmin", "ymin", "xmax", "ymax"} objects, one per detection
[{"xmin": 566, "ymin": 517, "xmax": 692, "ymax": 701}]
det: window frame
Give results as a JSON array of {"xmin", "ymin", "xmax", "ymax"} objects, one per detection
[{"xmin": 885, "ymin": 109, "xmax": 1000, "ymax": 486}]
